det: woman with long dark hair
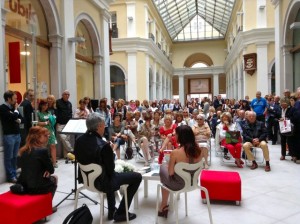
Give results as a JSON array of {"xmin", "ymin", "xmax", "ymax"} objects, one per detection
[{"xmin": 158, "ymin": 125, "xmax": 202, "ymax": 218}]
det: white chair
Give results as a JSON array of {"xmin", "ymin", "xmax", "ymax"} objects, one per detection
[
  {"xmin": 74, "ymin": 163, "xmax": 129, "ymax": 224},
  {"xmin": 155, "ymin": 162, "xmax": 213, "ymax": 224},
  {"xmin": 197, "ymin": 139, "xmax": 212, "ymax": 166},
  {"xmin": 244, "ymin": 146, "xmax": 265, "ymax": 166}
]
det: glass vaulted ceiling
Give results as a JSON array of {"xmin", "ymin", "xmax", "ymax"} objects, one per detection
[{"xmin": 152, "ymin": 0, "xmax": 236, "ymax": 42}]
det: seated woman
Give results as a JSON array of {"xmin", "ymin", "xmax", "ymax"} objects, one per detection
[
  {"xmin": 151, "ymin": 111, "xmax": 163, "ymax": 151},
  {"xmin": 216, "ymin": 112, "xmax": 243, "ymax": 168},
  {"xmin": 158, "ymin": 115, "xmax": 177, "ymax": 163},
  {"xmin": 110, "ymin": 113, "xmax": 127, "ymax": 159},
  {"xmin": 17, "ymin": 126, "xmax": 58, "ymax": 210},
  {"xmin": 158, "ymin": 125, "xmax": 202, "ymax": 218},
  {"xmin": 138, "ymin": 113, "xmax": 154, "ymax": 166},
  {"xmin": 173, "ymin": 112, "xmax": 187, "ymax": 126},
  {"xmin": 192, "ymin": 114, "xmax": 211, "ymax": 169}
]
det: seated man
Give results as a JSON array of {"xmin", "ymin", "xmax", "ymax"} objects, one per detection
[
  {"xmin": 242, "ymin": 111, "xmax": 271, "ymax": 172},
  {"xmin": 75, "ymin": 113, "xmax": 142, "ymax": 222}
]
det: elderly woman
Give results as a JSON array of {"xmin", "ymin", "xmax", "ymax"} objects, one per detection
[
  {"xmin": 216, "ymin": 112, "xmax": 243, "ymax": 168},
  {"xmin": 138, "ymin": 113, "xmax": 154, "ymax": 166},
  {"xmin": 192, "ymin": 114, "xmax": 211, "ymax": 169}
]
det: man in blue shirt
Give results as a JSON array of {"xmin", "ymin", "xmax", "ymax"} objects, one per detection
[{"xmin": 250, "ymin": 91, "xmax": 267, "ymax": 122}]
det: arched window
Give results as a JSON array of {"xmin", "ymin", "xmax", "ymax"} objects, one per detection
[{"xmin": 110, "ymin": 65, "xmax": 125, "ymax": 100}]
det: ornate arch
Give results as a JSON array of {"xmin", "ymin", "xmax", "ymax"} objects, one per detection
[
  {"xmin": 74, "ymin": 13, "xmax": 102, "ymax": 57},
  {"xmin": 283, "ymin": 0, "xmax": 300, "ymax": 46},
  {"xmin": 40, "ymin": 0, "xmax": 61, "ymax": 35},
  {"xmin": 183, "ymin": 53, "xmax": 214, "ymax": 67}
]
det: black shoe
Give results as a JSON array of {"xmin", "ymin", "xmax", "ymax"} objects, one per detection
[
  {"xmin": 108, "ymin": 207, "xmax": 116, "ymax": 220},
  {"xmin": 8, "ymin": 178, "xmax": 17, "ymax": 184},
  {"xmin": 114, "ymin": 212, "xmax": 137, "ymax": 222}
]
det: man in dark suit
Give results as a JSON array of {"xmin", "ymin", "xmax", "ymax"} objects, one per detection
[
  {"xmin": 19, "ymin": 89, "xmax": 34, "ymax": 147},
  {"xmin": 0, "ymin": 90, "xmax": 24, "ymax": 183},
  {"xmin": 75, "ymin": 113, "xmax": 142, "ymax": 222},
  {"xmin": 213, "ymin": 94, "xmax": 224, "ymax": 111}
]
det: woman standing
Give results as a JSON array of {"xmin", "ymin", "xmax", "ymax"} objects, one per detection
[
  {"xmin": 18, "ymin": 126, "xmax": 58, "ymax": 200},
  {"xmin": 96, "ymin": 98, "xmax": 111, "ymax": 140},
  {"xmin": 158, "ymin": 125, "xmax": 202, "ymax": 218},
  {"xmin": 37, "ymin": 100, "xmax": 58, "ymax": 168},
  {"xmin": 74, "ymin": 99, "xmax": 90, "ymax": 119},
  {"xmin": 83, "ymin": 96, "xmax": 94, "ymax": 114},
  {"xmin": 47, "ymin": 95, "xmax": 56, "ymax": 116}
]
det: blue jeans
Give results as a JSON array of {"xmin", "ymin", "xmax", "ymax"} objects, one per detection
[
  {"xmin": 114, "ymin": 137, "xmax": 125, "ymax": 148},
  {"xmin": 3, "ymin": 134, "xmax": 21, "ymax": 180}
]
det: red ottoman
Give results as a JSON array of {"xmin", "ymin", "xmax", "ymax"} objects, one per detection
[
  {"xmin": 0, "ymin": 191, "xmax": 52, "ymax": 224},
  {"xmin": 200, "ymin": 170, "xmax": 241, "ymax": 205}
]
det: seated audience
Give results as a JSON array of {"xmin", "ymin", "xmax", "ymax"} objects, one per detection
[
  {"xmin": 192, "ymin": 114, "xmax": 211, "ymax": 169},
  {"xmin": 75, "ymin": 113, "xmax": 142, "ymax": 222},
  {"xmin": 158, "ymin": 125, "xmax": 202, "ymax": 218},
  {"xmin": 242, "ymin": 111, "xmax": 271, "ymax": 171},
  {"xmin": 216, "ymin": 112, "xmax": 243, "ymax": 168}
]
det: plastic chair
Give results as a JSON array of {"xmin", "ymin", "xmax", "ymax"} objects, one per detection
[
  {"xmin": 74, "ymin": 163, "xmax": 129, "ymax": 224},
  {"xmin": 155, "ymin": 162, "xmax": 213, "ymax": 224},
  {"xmin": 197, "ymin": 139, "xmax": 212, "ymax": 166}
]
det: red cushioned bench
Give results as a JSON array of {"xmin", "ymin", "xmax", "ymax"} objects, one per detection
[
  {"xmin": 0, "ymin": 191, "xmax": 53, "ymax": 224},
  {"xmin": 200, "ymin": 170, "xmax": 242, "ymax": 205}
]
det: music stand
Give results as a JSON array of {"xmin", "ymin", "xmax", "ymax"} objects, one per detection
[{"xmin": 55, "ymin": 119, "xmax": 98, "ymax": 207}]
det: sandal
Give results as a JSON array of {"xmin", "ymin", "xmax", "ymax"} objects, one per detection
[{"xmin": 223, "ymin": 154, "xmax": 230, "ymax": 160}]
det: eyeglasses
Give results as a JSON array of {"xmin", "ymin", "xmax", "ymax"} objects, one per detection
[{"xmin": 63, "ymin": 93, "xmax": 70, "ymax": 96}]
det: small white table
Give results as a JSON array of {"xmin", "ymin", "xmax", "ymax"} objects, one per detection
[{"xmin": 142, "ymin": 170, "xmax": 160, "ymax": 198}]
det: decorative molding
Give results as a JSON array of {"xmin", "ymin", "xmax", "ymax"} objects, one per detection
[
  {"xmin": 48, "ymin": 34, "xmax": 63, "ymax": 48},
  {"xmin": 112, "ymin": 37, "xmax": 173, "ymax": 73},
  {"xmin": 270, "ymin": 0, "xmax": 280, "ymax": 7},
  {"xmin": 174, "ymin": 66, "xmax": 225, "ymax": 76},
  {"xmin": 1, "ymin": 7, "xmax": 9, "ymax": 25},
  {"xmin": 243, "ymin": 53, "xmax": 257, "ymax": 76},
  {"xmin": 224, "ymin": 28, "xmax": 275, "ymax": 70}
]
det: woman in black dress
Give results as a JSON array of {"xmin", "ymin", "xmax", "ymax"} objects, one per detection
[{"xmin": 18, "ymin": 126, "xmax": 58, "ymax": 199}]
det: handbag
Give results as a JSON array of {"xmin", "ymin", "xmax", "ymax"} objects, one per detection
[
  {"xmin": 125, "ymin": 147, "xmax": 133, "ymax": 160},
  {"xmin": 225, "ymin": 131, "xmax": 241, "ymax": 144},
  {"xmin": 279, "ymin": 119, "xmax": 294, "ymax": 136},
  {"xmin": 62, "ymin": 204, "xmax": 93, "ymax": 224}
]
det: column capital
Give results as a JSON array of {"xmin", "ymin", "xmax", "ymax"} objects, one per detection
[
  {"xmin": 94, "ymin": 55, "xmax": 103, "ymax": 65},
  {"xmin": 126, "ymin": 50, "xmax": 137, "ymax": 55},
  {"xmin": 256, "ymin": 41, "xmax": 269, "ymax": 47},
  {"xmin": 48, "ymin": 34, "xmax": 63, "ymax": 48},
  {"xmin": 1, "ymin": 7, "xmax": 9, "ymax": 26},
  {"xmin": 271, "ymin": 0, "xmax": 280, "ymax": 7},
  {"xmin": 101, "ymin": 9, "xmax": 111, "ymax": 22}
]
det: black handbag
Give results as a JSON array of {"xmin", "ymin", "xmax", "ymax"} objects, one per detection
[
  {"xmin": 125, "ymin": 147, "xmax": 133, "ymax": 160},
  {"xmin": 63, "ymin": 204, "xmax": 93, "ymax": 224}
]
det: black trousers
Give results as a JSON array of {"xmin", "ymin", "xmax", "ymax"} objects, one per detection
[
  {"xmin": 280, "ymin": 134, "xmax": 287, "ymax": 156},
  {"xmin": 106, "ymin": 172, "xmax": 142, "ymax": 213},
  {"xmin": 267, "ymin": 117, "xmax": 279, "ymax": 143}
]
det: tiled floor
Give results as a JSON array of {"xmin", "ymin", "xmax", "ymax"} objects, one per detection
[{"xmin": 1, "ymin": 140, "xmax": 300, "ymax": 224}]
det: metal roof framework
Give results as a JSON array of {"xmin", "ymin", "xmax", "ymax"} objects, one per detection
[{"xmin": 152, "ymin": 0, "xmax": 235, "ymax": 41}]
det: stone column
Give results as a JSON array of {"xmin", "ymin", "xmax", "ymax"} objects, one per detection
[
  {"xmin": 283, "ymin": 45, "xmax": 293, "ymax": 91},
  {"xmin": 48, "ymin": 34, "xmax": 63, "ymax": 98},
  {"xmin": 256, "ymin": 42, "xmax": 269, "ymax": 96},
  {"xmin": 127, "ymin": 51, "xmax": 137, "ymax": 100},
  {"xmin": 153, "ymin": 61, "xmax": 157, "ymax": 100},
  {"xmin": 271, "ymin": 0, "xmax": 283, "ymax": 95},
  {"xmin": 100, "ymin": 9, "xmax": 111, "ymax": 104},
  {"xmin": 93, "ymin": 55, "xmax": 103, "ymax": 100},
  {"xmin": 179, "ymin": 75, "xmax": 185, "ymax": 106},
  {"xmin": 61, "ymin": 0, "xmax": 77, "ymax": 109},
  {"xmin": 126, "ymin": 2, "xmax": 136, "ymax": 37},
  {"xmin": 237, "ymin": 61, "xmax": 242, "ymax": 99},
  {"xmin": 213, "ymin": 73, "xmax": 219, "ymax": 97},
  {"xmin": 145, "ymin": 53, "xmax": 150, "ymax": 100}
]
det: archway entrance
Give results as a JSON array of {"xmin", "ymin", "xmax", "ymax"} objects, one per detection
[{"xmin": 110, "ymin": 65, "xmax": 125, "ymax": 100}]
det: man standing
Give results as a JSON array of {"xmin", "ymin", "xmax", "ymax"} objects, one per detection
[
  {"xmin": 75, "ymin": 113, "xmax": 142, "ymax": 222},
  {"xmin": 19, "ymin": 89, "xmax": 34, "ymax": 147},
  {"xmin": 0, "ymin": 90, "xmax": 23, "ymax": 183},
  {"xmin": 56, "ymin": 90, "xmax": 73, "ymax": 157},
  {"xmin": 250, "ymin": 91, "xmax": 267, "ymax": 122},
  {"xmin": 213, "ymin": 94, "xmax": 224, "ymax": 111},
  {"xmin": 242, "ymin": 111, "xmax": 271, "ymax": 172}
]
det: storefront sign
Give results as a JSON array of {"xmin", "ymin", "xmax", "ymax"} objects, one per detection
[{"xmin": 8, "ymin": 0, "xmax": 34, "ymax": 24}]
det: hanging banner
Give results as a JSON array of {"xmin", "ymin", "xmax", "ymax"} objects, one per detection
[{"xmin": 9, "ymin": 42, "xmax": 21, "ymax": 83}]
